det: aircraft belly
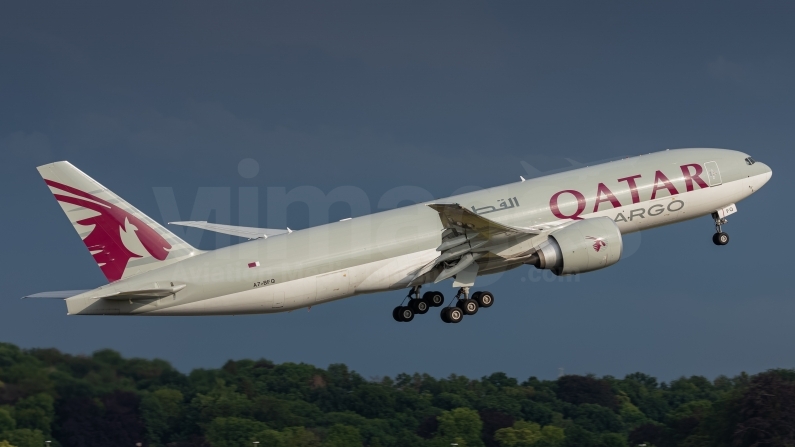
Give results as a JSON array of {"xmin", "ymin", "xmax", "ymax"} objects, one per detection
[
  {"xmin": 146, "ymin": 281, "xmax": 304, "ymax": 316},
  {"xmin": 352, "ymin": 249, "xmax": 438, "ymax": 294},
  {"xmin": 316, "ymin": 270, "xmax": 350, "ymax": 302}
]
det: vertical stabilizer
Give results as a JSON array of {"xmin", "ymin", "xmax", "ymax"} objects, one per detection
[{"xmin": 37, "ymin": 161, "xmax": 199, "ymax": 282}]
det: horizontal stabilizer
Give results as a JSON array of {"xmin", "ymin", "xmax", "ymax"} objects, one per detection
[
  {"xmin": 169, "ymin": 221, "xmax": 291, "ymax": 239},
  {"xmin": 23, "ymin": 290, "xmax": 90, "ymax": 299},
  {"xmin": 97, "ymin": 284, "xmax": 187, "ymax": 301}
]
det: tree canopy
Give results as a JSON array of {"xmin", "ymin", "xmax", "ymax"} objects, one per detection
[{"xmin": 0, "ymin": 342, "xmax": 792, "ymax": 447}]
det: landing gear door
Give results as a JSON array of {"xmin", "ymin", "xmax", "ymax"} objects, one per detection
[{"xmin": 704, "ymin": 161, "xmax": 722, "ymax": 186}]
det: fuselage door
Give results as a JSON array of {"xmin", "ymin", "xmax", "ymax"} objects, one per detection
[{"xmin": 704, "ymin": 161, "xmax": 722, "ymax": 186}]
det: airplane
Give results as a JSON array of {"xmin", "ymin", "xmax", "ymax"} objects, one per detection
[{"xmin": 25, "ymin": 148, "xmax": 772, "ymax": 323}]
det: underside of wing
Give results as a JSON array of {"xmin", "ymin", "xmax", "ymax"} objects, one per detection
[
  {"xmin": 169, "ymin": 221, "xmax": 291, "ymax": 239},
  {"xmin": 411, "ymin": 204, "xmax": 546, "ymax": 286},
  {"xmin": 427, "ymin": 203, "xmax": 531, "ymax": 239}
]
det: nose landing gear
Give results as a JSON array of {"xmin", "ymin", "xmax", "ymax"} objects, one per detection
[
  {"xmin": 712, "ymin": 212, "xmax": 730, "ymax": 246},
  {"xmin": 712, "ymin": 232, "xmax": 730, "ymax": 245}
]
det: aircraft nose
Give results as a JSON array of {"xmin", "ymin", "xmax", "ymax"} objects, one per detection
[{"xmin": 754, "ymin": 162, "xmax": 772, "ymax": 189}]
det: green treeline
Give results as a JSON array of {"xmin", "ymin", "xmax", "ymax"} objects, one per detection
[{"xmin": 0, "ymin": 342, "xmax": 793, "ymax": 447}]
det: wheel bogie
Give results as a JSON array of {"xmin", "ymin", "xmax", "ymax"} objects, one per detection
[{"xmin": 397, "ymin": 289, "xmax": 492, "ymax": 322}]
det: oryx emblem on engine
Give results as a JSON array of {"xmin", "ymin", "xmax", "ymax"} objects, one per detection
[{"xmin": 586, "ymin": 236, "xmax": 607, "ymax": 252}]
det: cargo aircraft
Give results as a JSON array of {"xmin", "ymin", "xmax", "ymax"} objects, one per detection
[{"xmin": 26, "ymin": 148, "xmax": 771, "ymax": 323}]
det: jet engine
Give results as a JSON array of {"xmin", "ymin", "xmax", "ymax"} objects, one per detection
[{"xmin": 526, "ymin": 217, "xmax": 622, "ymax": 276}]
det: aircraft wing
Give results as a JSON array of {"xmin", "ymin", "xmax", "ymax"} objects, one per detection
[
  {"xmin": 169, "ymin": 221, "xmax": 291, "ymax": 239},
  {"xmin": 427, "ymin": 203, "xmax": 537, "ymax": 239},
  {"xmin": 412, "ymin": 204, "xmax": 546, "ymax": 285}
]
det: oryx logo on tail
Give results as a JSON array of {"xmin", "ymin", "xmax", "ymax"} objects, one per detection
[{"xmin": 45, "ymin": 179, "xmax": 172, "ymax": 282}]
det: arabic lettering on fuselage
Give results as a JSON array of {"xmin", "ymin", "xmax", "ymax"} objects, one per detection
[{"xmin": 471, "ymin": 197, "xmax": 520, "ymax": 215}]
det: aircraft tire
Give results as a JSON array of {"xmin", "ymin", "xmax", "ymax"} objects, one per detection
[
  {"xmin": 713, "ymin": 232, "xmax": 729, "ymax": 245},
  {"xmin": 410, "ymin": 298, "xmax": 429, "ymax": 314},
  {"xmin": 448, "ymin": 307, "xmax": 464, "ymax": 323},
  {"xmin": 424, "ymin": 291, "xmax": 445, "ymax": 307},
  {"xmin": 440, "ymin": 307, "xmax": 451, "ymax": 323},
  {"xmin": 398, "ymin": 306, "xmax": 414, "ymax": 322},
  {"xmin": 476, "ymin": 291, "xmax": 494, "ymax": 308},
  {"xmin": 461, "ymin": 299, "xmax": 479, "ymax": 316},
  {"xmin": 392, "ymin": 307, "xmax": 402, "ymax": 322}
]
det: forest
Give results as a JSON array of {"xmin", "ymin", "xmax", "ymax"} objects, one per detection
[{"xmin": 0, "ymin": 341, "xmax": 792, "ymax": 447}]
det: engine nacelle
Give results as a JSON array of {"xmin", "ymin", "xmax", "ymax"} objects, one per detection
[{"xmin": 527, "ymin": 217, "xmax": 623, "ymax": 276}]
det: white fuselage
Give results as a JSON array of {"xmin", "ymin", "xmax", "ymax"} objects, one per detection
[{"xmin": 64, "ymin": 148, "xmax": 772, "ymax": 316}]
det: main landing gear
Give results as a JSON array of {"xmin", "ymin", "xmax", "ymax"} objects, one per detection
[
  {"xmin": 392, "ymin": 286, "xmax": 495, "ymax": 323},
  {"xmin": 712, "ymin": 212, "xmax": 730, "ymax": 246},
  {"xmin": 392, "ymin": 286, "xmax": 444, "ymax": 322},
  {"xmin": 440, "ymin": 287, "xmax": 495, "ymax": 324}
]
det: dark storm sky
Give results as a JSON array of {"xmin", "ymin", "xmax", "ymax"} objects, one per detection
[{"xmin": 1, "ymin": 2, "xmax": 793, "ymax": 382}]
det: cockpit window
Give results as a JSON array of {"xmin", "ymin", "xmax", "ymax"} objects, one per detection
[{"xmin": 745, "ymin": 157, "xmax": 756, "ymax": 165}]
